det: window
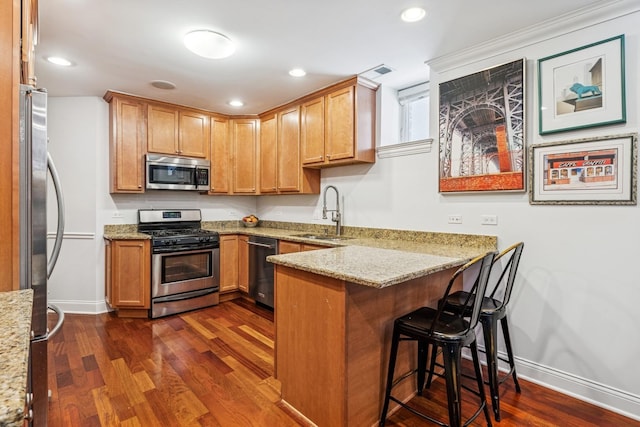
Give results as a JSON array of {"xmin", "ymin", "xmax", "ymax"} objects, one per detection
[{"xmin": 398, "ymin": 81, "xmax": 429, "ymax": 143}]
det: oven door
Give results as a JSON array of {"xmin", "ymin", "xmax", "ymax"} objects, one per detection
[{"xmin": 152, "ymin": 247, "xmax": 220, "ymax": 298}]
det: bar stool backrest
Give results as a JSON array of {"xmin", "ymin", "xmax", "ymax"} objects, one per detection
[
  {"xmin": 487, "ymin": 242, "xmax": 524, "ymax": 311},
  {"xmin": 430, "ymin": 251, "xmax": 497, "ymax": 336}
]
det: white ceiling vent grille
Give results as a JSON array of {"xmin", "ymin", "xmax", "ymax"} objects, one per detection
[{"xmin": 360, "ymin": 64, "xmax": 395, "ymax": 80}]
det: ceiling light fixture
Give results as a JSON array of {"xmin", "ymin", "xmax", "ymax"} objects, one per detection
[
  {"xmin": 150, "ymin": 80, "xmax": 176, "ymax": 90},
  {"xmin": 46, "ymin": 56, "xmax": 72, "ymax": 66},
  {"xmin": 401, "ymin": 7, "xmax": 426, "ymax": 23},
  {"xmin": 228, "ymin": 100, "xmax": 244, "ymax": 107},
  {"xmin": 289, "ymin": 68, "xmax": 306, "ymax": 77},
  {"xmin": 183, "ymin": 30, "xmax": 235, "ymax": 59}
]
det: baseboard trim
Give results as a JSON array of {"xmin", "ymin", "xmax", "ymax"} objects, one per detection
[
  {"xmin": 48, "ymin": 299, "xmax": 111, "ymax": 315},
  {"xmin": 472, "ymin": 346, "xmax": 640, "ymax": 422}
]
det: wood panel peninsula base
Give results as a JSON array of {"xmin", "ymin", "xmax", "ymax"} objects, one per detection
[{"xmin": 270, "ymin": 245, "xmax": 494, "ymax": 427}]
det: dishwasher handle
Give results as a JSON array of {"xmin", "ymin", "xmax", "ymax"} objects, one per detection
[{"xmin": 247, "ymin": 241, "xmax": 276, "ymax": 249}]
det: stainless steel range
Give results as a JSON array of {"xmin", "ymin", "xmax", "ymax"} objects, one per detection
[{"xmin": 138, "ymin": 209, "xmax": 220, "ymax": 318}]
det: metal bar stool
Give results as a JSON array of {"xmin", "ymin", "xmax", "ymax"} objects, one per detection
[
  {"xmin": 379, "ymin": 251, "xmax": 497, "ymax": 427},
  {"xmin": 427, "ymin": 242, "xmax": 524, "ymax": 421}
]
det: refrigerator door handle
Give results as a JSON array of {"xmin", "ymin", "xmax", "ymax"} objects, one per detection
[
  {"xmin": 47, "ymin": 152, "xmax": 65, "ymax": 279},
  {"xmin": 47, "ymin": 304, "xmax": 65, "ymax": 339}
]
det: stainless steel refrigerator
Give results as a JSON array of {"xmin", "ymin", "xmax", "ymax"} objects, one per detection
[{"xmin": 19, "ymin": 84, "xmax": 65, "ymax": 426}]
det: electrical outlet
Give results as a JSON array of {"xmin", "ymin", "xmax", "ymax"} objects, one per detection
[
  {"xmin": 481, "ymin": 214, "xmax": 498, "ymax": 225},
  {"xmin": 228, "ymin": 210, "xmax": 235, "ymax": 217},
  {"xmin": 112, "ymin": 211, "xmax": 123, "ymax": 219},
  {"xmin": 448, "ymin": 214, "xmax": 462, "ymax": 224},
  {"xmin": 273, "ymin": 210, "xmax": 283, "ymax": 216}
]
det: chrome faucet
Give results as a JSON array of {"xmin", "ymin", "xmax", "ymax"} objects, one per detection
[{"xmin": 322, "ymin": 185, "xmax": 342, "ymax": 236}]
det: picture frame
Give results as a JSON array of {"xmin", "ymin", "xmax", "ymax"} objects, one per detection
[
  {"xmin": 529, "ymin": 133, "xmax": 637, "ymax": 205},
  {"xmin": 438, "ymin": 58, "xmax": 525, "ymax": 193},
  {"xmin": 538, "ymin": 34, "xmax": 626, "ymax": 135}
]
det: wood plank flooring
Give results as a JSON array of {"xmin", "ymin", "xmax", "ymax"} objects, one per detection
[{"xmin": 47, "ymin": 299, "xmax": 639, "ymax": 426}]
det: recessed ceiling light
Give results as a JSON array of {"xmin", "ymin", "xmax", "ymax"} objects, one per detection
[
  {"xmin": 183, "ymin": 30, "xmax": 235, "ymax": 59},
  {"xmin": 150, "ymin": 80, "xmax": 176, "ymax": 90},
  {"xmin": 401, "ymin": 7, "xmax": 426, "ymax": 23},
  {"xmin": 289, "ymin": 68, "xmax": 306, "ymax": 77},
  {"xmin": 228, "ymin": 100, "xmax": 244, "ymax": 107},
  {"xmin": 46, "ymin": 56, "xmax": 72, "ymax": 66}
]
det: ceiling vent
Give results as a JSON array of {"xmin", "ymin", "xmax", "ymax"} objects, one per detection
[{"xmin": 359, "ymin": 64, "xmax": 395, "ymax": 80}]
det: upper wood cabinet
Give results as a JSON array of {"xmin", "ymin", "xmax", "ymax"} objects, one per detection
[
  {"xmin": 259, "ymin": 114, "xmax": 278, "ymax": 193},
  {"xmin": 301, "ymin": 77, "xmax": 378, "ymax": 168},
  {"xmin": 105, "ymin": 93, "xmax": 146, "ymax": 193},
  {"xmin": 232, "ymin": 119, "xmax": 258, "ymax": 194},
  {"xmin": 20, "ymin": 0, "xmax": 37, "ymax": 85},
  {"xmin": 210, "ymin": 116, "xmax": 230, "ymax": 194},
  {"xmin": 259, "ymin": 106, "xmax": 320, "ymax": 194},
  {"xmin": 147, "ymin": 103, "xmax": 210, "ymax": 158}
]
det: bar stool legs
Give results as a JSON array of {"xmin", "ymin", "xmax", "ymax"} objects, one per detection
[{"xmin": 480, "ymin": 313, "xmax": 521, "ymax": 421}]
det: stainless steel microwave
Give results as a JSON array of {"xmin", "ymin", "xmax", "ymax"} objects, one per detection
[{"xmin": 145, "ymin": 154, "xmax": 210, "ymax": 191}]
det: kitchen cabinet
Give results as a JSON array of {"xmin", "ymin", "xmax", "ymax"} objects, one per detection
[
  {"xmin": 278, "ymin": 240, "xmax": 325, "ymax": 253},
  {"xmin": 231, "ymin": 119, "xmax": 258, "ymax": 194},
  {"xmin": 238, "ymin": 235, "xmax": 249, "ymax": 293},
  {"xmin": 220, "ymin": 235, "xmax": 239, "ymax": 292},
  {"xmin": 147, "ymin": 103, "xmax": 210, "ymax": 158},
  {"xmin": 210, "ymin": 116, "xmax": 231, "ymax": 194},
  {"xmin": 105, "ymin": 239, "xmax": 150, "ymax": 318},
  {"xmin": 0, "ymin": 0, "xmax": 21, "ymax": 289},
  {"xmin": 259, "ymin": 114, "xmax": 278, "ymax": 193},
  {"xmin": 259, "ymin": 106, "xmax": 320, "ymax": 194},
  {"xmin": 301, "ymin": 77, "xmax": 378, "ymax": 168},
  {"xmin": 21, "ymin": 0, "xmax": 37, "ymax": 85},
  {"xmin": 104, "ymin": 93, "xmax": 146, "ymax": 193}
]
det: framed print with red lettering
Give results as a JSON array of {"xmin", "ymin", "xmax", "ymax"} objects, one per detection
[{"xmin": 529, "ymin": 133, "xmax": 636, "ymax": 205}]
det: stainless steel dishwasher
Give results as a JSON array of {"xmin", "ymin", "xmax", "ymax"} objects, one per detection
[{"xmin": 248, "ymin": 236, "xmax": 279, "ymax": 308}]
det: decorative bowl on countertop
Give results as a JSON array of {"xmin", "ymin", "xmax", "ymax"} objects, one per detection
[
  {"xmin": 243, "ymin": 220, "xmax": 258, "ymax": 228},
  {"xmin": 242, "ymin": 215, "xmax": 259, "ymax": 227}
]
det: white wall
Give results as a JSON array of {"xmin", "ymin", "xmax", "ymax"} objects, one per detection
[{"xmin": 45, "ymin": 2, "xmax": 640, "ymax": 420}]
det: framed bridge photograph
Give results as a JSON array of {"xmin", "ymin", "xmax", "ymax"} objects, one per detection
[
  {"xmin": 538, "ymin": 34, "xmax": 626, "ymax": 135},
  {"xmin": 529, "ymin": 133, "xmax": 637, "ymax": 205},
  {"xmin": 438, "ymin": 58, "xmax": 526, "ymax": 193}
]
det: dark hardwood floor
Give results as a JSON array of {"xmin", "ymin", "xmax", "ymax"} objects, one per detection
[{"xmin": 47, "ymin": 299, "xmax": 639, "ymax": 426}]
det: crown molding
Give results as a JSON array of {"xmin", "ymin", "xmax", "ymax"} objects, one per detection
[{"xmin": 426, "ymin": 0, "xmax": 639, "ymax": 73}]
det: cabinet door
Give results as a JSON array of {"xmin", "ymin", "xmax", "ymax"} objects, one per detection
[
  {"xmin": 210, "ymin": 117, "xmax": 230, "ymax": 193},
  {"xmin": 278, "ymin": 240, "xmax": 302, "ymax": 254},
  {"xmin": 20, "ymin": 0, "xmax": 37, "ymax": 85},
  {"xmin": 110, "ymin": 96, "xmax": 145, "ymax": 193},
  {"xmin": 302, "ymin": 243, "xmax": 325, "ymax": 251},
  {"xmin": 277, "ymin": 106, "xmax": 301, "ymax": 192},
  {"xmin": 110, "ymin": 240, "xmax": 150, "ymax": 308},
  {"xmin": 232, "ymin": 119, "xmax": 258, "ymax": 193},
  {"xmin": 259, "ymin": 114, "xmax": 278, "ymax": 193},
  {"xmin": 238, "ymin": 236, "xmax": 249, "ymax": 293},
  {"xmin": 220, "ymin": 235, "xmax": 239, "ymax": 292},
  {"xmin": 325, "ymin": 86, "xmax": 355, "ymax": 161},
  {"xmin": 179, "ymin": 110, "xmax": 210, "ymax": 158},
  {"xmin": 147, "ymin": 103, "xmax": 179, "ymax": 155},
  {"xmin": 301, "ymin": 97, "xmax": 325, "ymax": 165}
]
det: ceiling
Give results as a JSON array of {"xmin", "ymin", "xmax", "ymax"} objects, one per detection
[{"xmin": 36, "ymin": 0, "xmax": 603, "ymax": 115}]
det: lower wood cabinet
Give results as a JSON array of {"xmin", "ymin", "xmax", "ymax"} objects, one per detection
[
  {"xmin": 238, "ymin": 235, "xmax": 249, "ymax": 293},
  {"xmin": 219, "ymin": 235, "xmax": 239, "ymax": 292},
  {"xmin": 104, "ymin": 239, "xmax": 150, "ymax": 317},
  {"xmin": 278, "ymin": 240, "xmax": 326, "ymax": 254}
]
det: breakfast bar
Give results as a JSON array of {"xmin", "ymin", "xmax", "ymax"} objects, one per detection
[{"xmin": 268, "ymin": 240, "xmax": 496, "ymax": 427}]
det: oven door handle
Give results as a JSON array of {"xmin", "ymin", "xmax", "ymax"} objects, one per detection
[
  {"xmin": 247, "ymin": 241, "xmax": 275, "ymax": 249},
  {"xmin": 154, "ymin": 288, "xmax": 218, "ymax": 304}
]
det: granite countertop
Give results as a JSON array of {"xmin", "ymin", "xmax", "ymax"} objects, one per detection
[
  {"xmin": 104, "ymin": 220, "xmax": 497, "ymax": 289},
  {"xmin": 0, "ymin": 289, "xmax": 33, "ymax": 427}
]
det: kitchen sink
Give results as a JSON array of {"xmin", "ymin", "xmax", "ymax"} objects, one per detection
[{"xmin": 292, "ymin": 233, "xmax": 354, "ymax": 242}]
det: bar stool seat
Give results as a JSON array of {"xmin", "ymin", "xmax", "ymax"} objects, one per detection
[
  {"xmin": 379, "ymin": 251, "xmax": 497, "ymax": 427},
  {"xmin": 428, "ymin": 242, "xmax": 524, "ymax": 421}
]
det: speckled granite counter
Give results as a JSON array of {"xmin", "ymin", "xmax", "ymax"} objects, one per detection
[
  {"xmin": 0, "ymin": 289, "xmax": 33, "ymax": 427},
  {"xmin": 104, "ymin": 221, "xmax": 496, "ymax": 288}
]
